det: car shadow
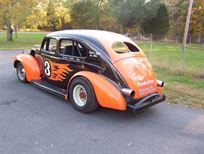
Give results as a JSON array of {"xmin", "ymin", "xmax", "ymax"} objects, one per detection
[
  {"xmin": 91, "ymin": 106, "xmax": 158, "ymax": 121},
  {"xmin": 29, "ymin": 83, "xmax": 161, "ymax": 123}
]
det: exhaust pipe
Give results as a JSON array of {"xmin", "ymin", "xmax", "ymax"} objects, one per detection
[
  {"xmin": 122, "ymin": 88, "xmax": 135, "ymax": 97},
  {"xmin": 157, "ymin": 80, "xmax": 164, "ymax": 87}
]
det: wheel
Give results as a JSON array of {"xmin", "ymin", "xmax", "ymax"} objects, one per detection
[
  {"xmin": 16, "ymin": 63, "xmax": 27, "ymax": 83},
  {"xmin": 69, "ymin": 77, "xmax": 98, "ymax": 113}
]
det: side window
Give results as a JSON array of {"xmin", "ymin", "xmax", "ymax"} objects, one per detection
[
  {"xmin": 42, "ymin": 38, "xmax": 57, "ymax": 53},
  {"xmin": 60, "ymin": 39, "xmax": 87, "ymax": 58},
  {"xmin": 60, "ymin": 40, "xmax": 73, "ymax": 55},
  {"xmin": 48, "ymin": 38, "xmax": 57, "ymax": 53},
  {"xmin": 42, "ymin": 38, "xmax": 48, "ymax": 51}
]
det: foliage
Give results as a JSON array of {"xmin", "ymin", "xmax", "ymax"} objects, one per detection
[
  {"xmin": 0, "ymin": 0, "xmax": 36, "ymax": 41},
  {"xmin": 143, "ymin": 4, "xmax": 169, "ymax": 39},
  {"xmin": 0, "ymin": 0, "xmax": 204, "ymax": 43},
  {"xmin": 25, "ymin": 0, "xmax": 70, "ymax": 31},
  {"xmin": 70, "ymin": 1, "xmax": 98, "ymax": 29},
  {"xmin": 190, "ymin": 0, "xmax": 204, "ymax": 43},
  {"xmin": 70, "ymin": 0, "xmax": 112, "ymax": 29},
  {"xmin": 110, "ymin": 0, "xmax": 162, "ymax": 32},
  {"xmin": 47, "ymin": 0, "xmax": 58, "ymax": 31},
  {"xmin": 167, "ymin": 0, "xmax": 188, "ymax": 41}
]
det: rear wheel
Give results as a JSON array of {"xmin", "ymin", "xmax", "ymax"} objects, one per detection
[
  {"xmin": 16, "ymin": 63, "xmax": 27, "ymax": 83},
  {"xmin": 69, "ymin": 77, "xmax": 98, "ymax": 113}
]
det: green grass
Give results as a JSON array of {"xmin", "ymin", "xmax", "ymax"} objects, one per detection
[
  {"xmin": 137, "ymin": 41, "xmax": 204, "ymax": 108},
  {"xmin": 0, "ymin": 32, "xmax": 45, "ymax": 50},
  {"xmin": 0, "ymin": 32, "xmax": 203, "ymax": 108}
]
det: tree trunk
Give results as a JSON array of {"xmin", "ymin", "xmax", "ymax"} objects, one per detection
[
  {"xmin": 61, "ymin": 17, "xmax": 65, "ymax": 30},
  {"xmin": 197, "ymin": 31, "xmax": 201, "ymax": 44},
  {"xmin": 6, "ymin": 19, "xmax": 13, "ymax": 41},
  {"xmin": 14, "ymin": 25, "xmax": 18, "ymax": 39}
]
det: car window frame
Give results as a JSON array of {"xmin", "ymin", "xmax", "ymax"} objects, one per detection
[
  {"xmin": 41, "ymin": 37, "xmax": 59, "ymax": 56},
  {"xmin": 58, "ymin": 38, "xmax": 88, "ymax": 59},
  {"xmin": 112, "ymin": 41, "xmax": 140, "ymax": 54}
]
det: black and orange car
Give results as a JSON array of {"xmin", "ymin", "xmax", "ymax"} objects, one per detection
[{"xmin": 14, "ymin": 30, "xmax": 165, "ymax": 113}]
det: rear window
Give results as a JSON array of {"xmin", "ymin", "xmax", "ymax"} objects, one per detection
[{"xmin": 112, "ymin": 42, "xmax": 139, "ymax": 54}]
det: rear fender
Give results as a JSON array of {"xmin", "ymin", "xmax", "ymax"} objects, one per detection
[
  {"xmin": 68, "ymin": 71, "xmax": 126, "ymax": 111},
  {"xmin": 14, "ymin": 54, "xmax": 41, "ymax": 82}
]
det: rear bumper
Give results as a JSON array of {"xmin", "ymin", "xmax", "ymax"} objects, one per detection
[{"xmin": 127, "ymin": 93, "xmax": 165, "ymax": 112}]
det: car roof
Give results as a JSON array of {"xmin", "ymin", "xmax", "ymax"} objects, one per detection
[
  {"xmin": 47, "ymin": 30, "xmax": 113, "ymax": 57},
  {"xmin": 47, "ymin": 29, "xmax": 129, "ymax": 42},
  {"xmin": 46, "ymin": 30, "xmax": 140, "ymax": 62}
]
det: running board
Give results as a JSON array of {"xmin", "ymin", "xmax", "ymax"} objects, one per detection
[{"xmin": 32, "ymin": 80, "xmax": 67, "ymax": 99}]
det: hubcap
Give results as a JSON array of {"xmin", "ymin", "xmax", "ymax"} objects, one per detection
[
  {"xmin": 73, "ymin": 85, "xmax": 87, "ymax": 107},
  {"xmin": 18, "ymin": 64, "xmax": 25, "ymax": 81}
]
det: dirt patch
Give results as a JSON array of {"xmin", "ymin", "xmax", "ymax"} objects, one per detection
[{"xmin": 195, "ymin": 72, "xmax": 204, "ymax": 80}]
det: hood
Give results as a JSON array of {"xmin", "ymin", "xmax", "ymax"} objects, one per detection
[{"xmin": 114, "ymin": 53, "xmax": 157, "ymax": 99}]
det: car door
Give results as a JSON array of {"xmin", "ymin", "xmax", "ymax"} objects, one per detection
[
  {"xmin": 40, "ymin": 37, "xmax": 68, "ymax": 88},
  {"xmin": 56, "ymin": 39, "xmax": 89, "ymax": 89},
  {"xmin": 41, "ymin": 37, "xmax": 89, "ymax": 89}
]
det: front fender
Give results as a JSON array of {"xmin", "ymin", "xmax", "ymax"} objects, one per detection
[
  {"xmin": 68, "ymin": 71, "xmax": 126, "ymax": 111},
  {"xmin": 14, "ymin": 54, "xmax": 41, "ymax": 82}
]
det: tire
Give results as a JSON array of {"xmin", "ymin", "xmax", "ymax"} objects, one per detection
[
  {"xmin": 69, "ymin": 77, "xmax": 98, "ymax": 113},
  {"xmin": 16, "ymin": 62, "xmax": 28, "ymax": 83}
]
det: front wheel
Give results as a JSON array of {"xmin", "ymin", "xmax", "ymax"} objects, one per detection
[
  {"xmin": 69, "ymin": 77, "xmax": 98, "ymax": 113},
  {"xmin": 16, "ymin": 63, "xmax": 27, "ymax": 83}
]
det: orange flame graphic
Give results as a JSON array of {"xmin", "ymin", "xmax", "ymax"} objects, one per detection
[{"xmin": 49, "ymin": 62, "xmax": 73, "ymax": 81}]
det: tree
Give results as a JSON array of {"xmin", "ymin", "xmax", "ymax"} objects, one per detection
[
  {"xmin": 70, "ymin": 1, "xmax": 96, "ymax": 29},
  {"xmin": 0, "ymin": 0, "xmax": 36, "ymax": 41},
  {"xmin": 26, "ymin": 0, "xmax": 71, "ymax": 31},
  {"xmin": 47, "ymin": 0, "xmax": 58, "ymax": 31},
  {"xmin": 189, "ymin": 0, "xmax": 204, "ymax": 43},
  {"xmin": 70, "ymin": 0, "xmax": 109, "ymax": 29},
  {"xmin": 167, "ymin": 0, "xmax": 188, "ymax": 41},
  {"xmin": 25, "ymin": 0, "xmax": 48, "ymax": 30},
  {"xmin": 142, "ymin": 4, "xmax": 169, "ymax": 39},
  {"xmin": 110, "ymin": 0, "xmax": 161, "ymax": 33}
]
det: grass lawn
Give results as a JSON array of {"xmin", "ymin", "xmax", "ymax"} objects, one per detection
[
  {"xmin": 0, "ymin": 32, "xmax": 45, "ymax": 50},
  {"xmin": 137, "ymin": 41, "xmax": 204, "ymax": 109},
  {"xmin": 0, "ymin": 32, "xmax": 203, "ymax": 109}
]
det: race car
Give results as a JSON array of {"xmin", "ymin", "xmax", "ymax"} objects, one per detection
[{"xmin": 14, "ymin": 30, "xmax": 165, "ymax": 113}]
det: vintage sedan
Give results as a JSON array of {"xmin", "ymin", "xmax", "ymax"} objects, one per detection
[{"xmin": 14, "ymin": 30, "xmax": 165, "ymax": 113}]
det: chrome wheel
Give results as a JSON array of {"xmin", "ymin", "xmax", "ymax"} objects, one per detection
[
  {"xmin": 73, "ymin": 85, "xmax": 87, "ymax": 107},
  {"xmin": 17, "ymin": 64, "xmax": 26, "ymax": 81}
]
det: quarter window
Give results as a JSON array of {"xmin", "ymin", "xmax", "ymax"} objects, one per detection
[
  {"xmin": 112, "ymin": 41, "xmax": 139, "ymax": 54},
  {"xmin": 112, "ymin": 42, "xmax": 129, "ymax": 54}
]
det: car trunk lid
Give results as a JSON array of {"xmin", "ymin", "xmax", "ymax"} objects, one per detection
[{"xmin": 114, "ymin": 54, "xmax": 157, "ymax": 99}]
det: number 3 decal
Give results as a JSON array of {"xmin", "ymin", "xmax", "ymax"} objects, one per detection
[{"xmin": 44, "ymin": 60, "xmax": 51, "ymax": 77}]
